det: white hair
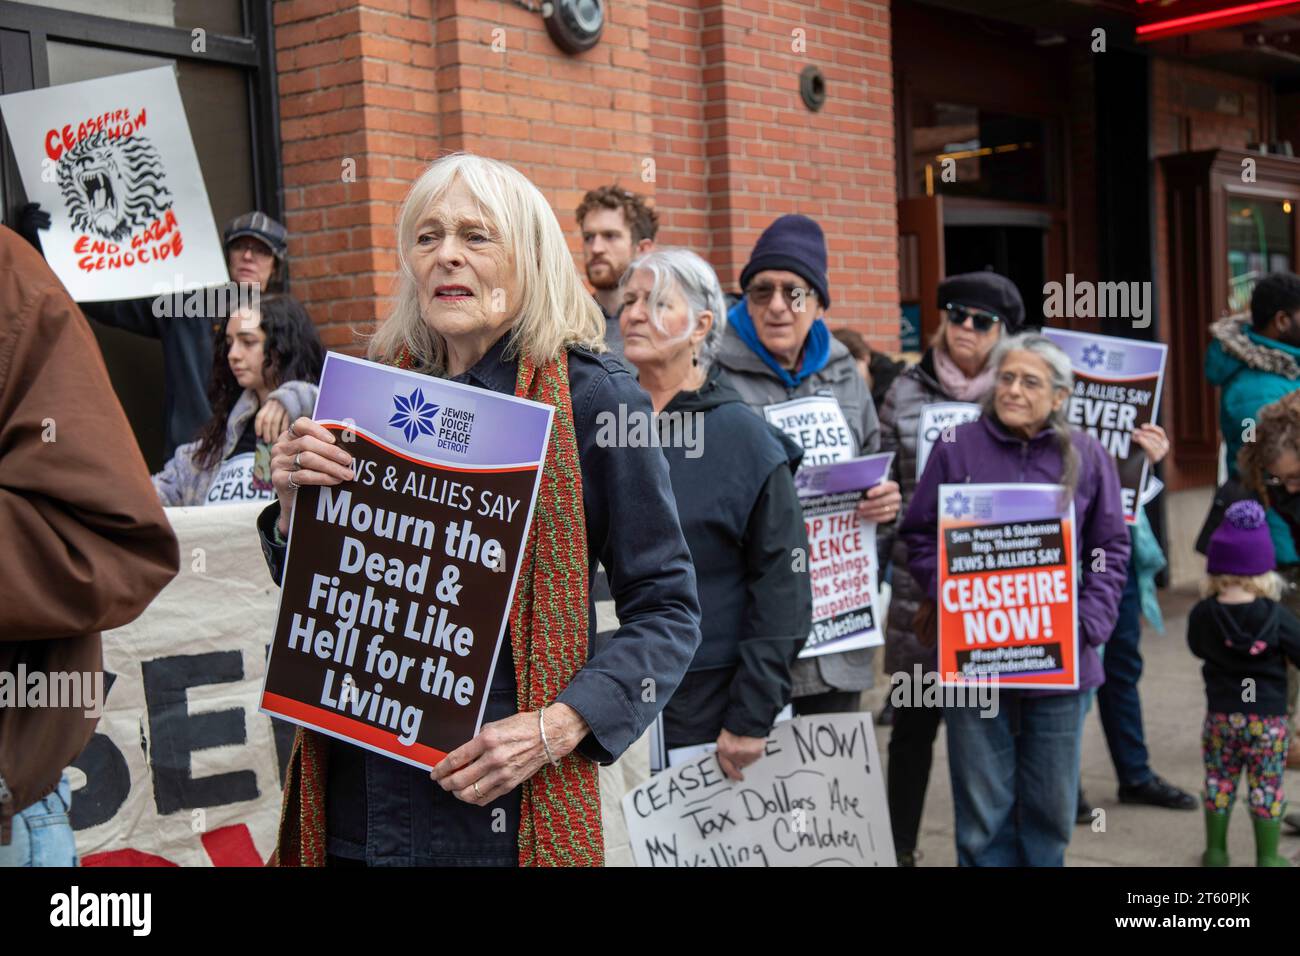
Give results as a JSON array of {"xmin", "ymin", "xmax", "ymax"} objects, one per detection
[
  {"xmin": 620, "ymin": 247, "xmax": 728, "ymax": 368},
  {"xmin": 369, "ymin": 152, "xmax": 604, "ymax": 373}
]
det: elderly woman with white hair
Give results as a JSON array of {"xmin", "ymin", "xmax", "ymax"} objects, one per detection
[
  {"xmin": 899, "ymin": 332, "xmax": 1131, "ymax": 866},
  {"xmin": 620, "ymin": 248, "xmax": 812, "ymax": 779},
  {"xmin": 255, "ymin": 153, "xmax": 702, "ymax": 867}
]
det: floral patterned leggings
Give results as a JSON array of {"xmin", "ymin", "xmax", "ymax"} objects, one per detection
[{"xmin": 1202, "ymin": 712, "xmax": 1290, "ymax": 819}]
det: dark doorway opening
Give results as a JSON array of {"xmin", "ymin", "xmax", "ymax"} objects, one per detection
[{"xmin": 943, "ymin": 225, "xmax": 1045, "ymax": 327}]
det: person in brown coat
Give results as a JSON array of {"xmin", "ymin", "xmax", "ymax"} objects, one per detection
[{"xmin": 0, "ymin": 225, "xmax": 179, "ymax": 864}]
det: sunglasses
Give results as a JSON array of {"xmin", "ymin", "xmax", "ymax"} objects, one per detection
[
  {"xmin": 747, "ymin": 282, "xmax": 814, "ymax": 308},
  {"xmin": 945, "ymin": 303, "xmax": 1002, "ymax": 332}
]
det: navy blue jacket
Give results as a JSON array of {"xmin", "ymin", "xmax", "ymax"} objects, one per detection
[
  {"xmin": 256, "ymin": 336, "xmax": 701, "ymax": 865},
  {"xmin": 81, "ymin": 296, "xmax": 216, "ymax": 458},
  {"xmin": 658, "ymin": 366, "xmax": 811, "ymax": 746}
]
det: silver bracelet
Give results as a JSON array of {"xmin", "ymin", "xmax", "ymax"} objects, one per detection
[{"xmin": 539, "ymin": 708, "xmax": 559, "ymax": 766}]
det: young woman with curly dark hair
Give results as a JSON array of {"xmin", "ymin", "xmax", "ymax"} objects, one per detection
[{"xmin": 153, "ymin": 293, "xmax": 324, "ymax": 506}]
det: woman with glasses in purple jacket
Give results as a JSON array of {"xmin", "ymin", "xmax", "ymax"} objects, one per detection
[{"xmin": 899, "ymin": 332, "xmax": 1131, "ymax": 866}]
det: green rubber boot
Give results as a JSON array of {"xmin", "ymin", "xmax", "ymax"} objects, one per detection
[
  {"xmin": 1203, "ymin": 809, "xmax": 1230, "ymax": 867},
  {"xmin": 1253, "ymin": 816, "xmax": 1291, "ymax": 867}
]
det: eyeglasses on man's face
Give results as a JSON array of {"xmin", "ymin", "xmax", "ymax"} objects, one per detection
[{"xmin": 746, "ymin": 282, "xmax": 814, "ymax": 309}]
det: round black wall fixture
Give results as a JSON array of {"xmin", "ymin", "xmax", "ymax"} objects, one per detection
[
  {"xmin": 800, "ymin": 65, "xmax": 827, "ymax": 112},
  {"xmin": 544, "ymin": 0, "xmax": 605, "ymax": 54}
]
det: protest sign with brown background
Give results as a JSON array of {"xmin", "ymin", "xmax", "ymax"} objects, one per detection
[{"xmin": 261, "ymin": 354, "xmax": 553, "ymax": 770}]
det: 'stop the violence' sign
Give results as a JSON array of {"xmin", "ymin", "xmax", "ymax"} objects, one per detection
[
  {"xmin": 792, "ymin": 452, "xmax": 893, "ymax": 657},
  {"xmin": 260, "ymin": 353, "xmax": 553, "ymax": 770},
  {"xmin": 0, "ymin": 66, "xmax": 228, "ymax": 301},
  {"xmin": 1042, "ymin": 327, "xmax": 1167, "ymax": 523}
]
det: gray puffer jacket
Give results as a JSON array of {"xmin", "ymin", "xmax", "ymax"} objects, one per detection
[
  {"xmin": 878, "ymin": 349, "xmax": 992, "ymax": 675},
  {"xmin": 152, "ymin": 381, "xmax": 318, "ymax": 506},
  {"xmin": 714, "ymin": 324, "xmax": 882, "ymax": 697}
]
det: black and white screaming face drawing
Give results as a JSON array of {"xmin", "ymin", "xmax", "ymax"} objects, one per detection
[{"xmin": 58, "ymin": 131, "xmax": 172, "ymax": 242}]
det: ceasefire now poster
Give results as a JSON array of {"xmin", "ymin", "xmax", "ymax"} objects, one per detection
[
  {"xmin": 1042, "ymin": 327, "xmax": 1167, "ymax": 523},
  {"xmin": 259, "ymin": 354, "xmax": 552, "ymax": 770},
  {"xmin": 0, "ymin": 66, "xmax": 228, "ymax": 301},
  {"xmin": 936, "ymin": 483, "xmax": 1078, "ymax": 690}
]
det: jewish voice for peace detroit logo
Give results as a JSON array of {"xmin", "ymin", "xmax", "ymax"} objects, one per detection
[
  {"xmin": 389, "ymin": 387, "xmax": 440, "ymax": 443},
  {"xmin": 389, "ymin": 386, "xmax": 477, "ymax": 454},
  {"xmin": 1080, "ymin": 342, "xmax": 1124, "ymax": 373},
  {"xmin": 944, "ymin": 491, "xmax": 971, "ymax": 519}
]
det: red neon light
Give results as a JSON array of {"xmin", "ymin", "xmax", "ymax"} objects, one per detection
[{"xmin": 1137, "ymin": 0, "xmax": 1300, "ymax": 39}]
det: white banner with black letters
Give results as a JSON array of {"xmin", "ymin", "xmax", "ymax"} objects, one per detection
[
  {"xmin": 69, "ymin": 503, "xmax": 288, "ymax": 866},
  {"xmin": 69, "ymin": 502, "xmax": 647, "ymax": 866}
]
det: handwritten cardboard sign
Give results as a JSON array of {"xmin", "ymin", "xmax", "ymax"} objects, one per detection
[
  {"xmin": 622, "ymin": 713, "xmax": 895, "ymax": 867},
  {"xmin": 259, "ymin": 353, "xmax": 552, "ymax": 770}
]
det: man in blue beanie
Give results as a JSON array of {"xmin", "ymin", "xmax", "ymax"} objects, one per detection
[{"xmin": 716, "ymin": 213, "xmax": 901, "ymax": 715}]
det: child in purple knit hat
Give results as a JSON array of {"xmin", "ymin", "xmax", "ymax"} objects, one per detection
[{"xmin": 1188, "ymin": 499, "xmax": 1300, "ymax": 866}]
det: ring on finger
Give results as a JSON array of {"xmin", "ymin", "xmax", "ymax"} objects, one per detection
[
  {"xmin": 288, "ymin": 422, "xmax": 298, "ymax": 439},
  {"xmin": 293, "ymin": 452, "xmax": 303, "ymax": 470},
  {"xmin": 288, "ymin": 471, "xmax": 300, "ymax": 490},
  {"xmin": 473, "ymin": 780, "xmax": 482, "ymax": 798}
]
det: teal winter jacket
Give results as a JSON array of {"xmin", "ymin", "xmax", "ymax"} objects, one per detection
[{"xmin": 1205, "ymin": 315, "xmax": 1300, "ymax": 564}]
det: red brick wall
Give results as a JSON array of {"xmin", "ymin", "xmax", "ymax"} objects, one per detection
[
  {"xmin": 650, "ymin": 0, "xmax": 898, "ymax": 347},
  {"xmin": 434, "ymin": 0, "xmax": 655, "ymax": 247},
  {"xmin": 276, "ymin": 0, "xmax": 654, "ymax": 353},
  {"xmin": 276, "ymin": 0, "xmax": 897, "ymax": 351},
  {"xmin": 275, "ymin": 0, "xmax": 439, "ymax": 351},
  {"xmin": 647, "ymin": 0, "xmax": 710, "ymax": 254}
]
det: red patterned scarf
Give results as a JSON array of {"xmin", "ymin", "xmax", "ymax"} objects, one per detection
[{"xmin": 271, "ymin": 346, "xmax": 602, "ymax": 867}]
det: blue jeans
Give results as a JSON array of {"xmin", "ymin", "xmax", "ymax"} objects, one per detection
[
  {"xmin": 0, "ymin": 774, "xmax": 78, "ymax": 867},
  {"xmin": 1096, "ymin": 562, "xmax": 1152, "ymax": 787},
  {"xmin": 944, "ymin": 693, "xmax": 1086, "ymax": 866}
]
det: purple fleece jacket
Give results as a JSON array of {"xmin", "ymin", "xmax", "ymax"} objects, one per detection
[{"xmin": 899, "ymin": 414, "xmax": 1132, "ymax": 695}]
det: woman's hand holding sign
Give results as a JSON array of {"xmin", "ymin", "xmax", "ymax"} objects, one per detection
[
  {"xmin": 255, "ymin": 397, "xmax": 290, "ymax": 445},
  {"xmin": 432, "ymin": 703, "xmax": 590, "ymax": 805},
  {"xmin": 271, "ymin": 416, "xmax": 356, "ymax": 537},
  {"xmin": 1132, "ymin": 423, "xmax": 1170, "ymax": 466},
  {"xmin": 856, "ymin": 478, "xmax": 902, "ymax": 524}
]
